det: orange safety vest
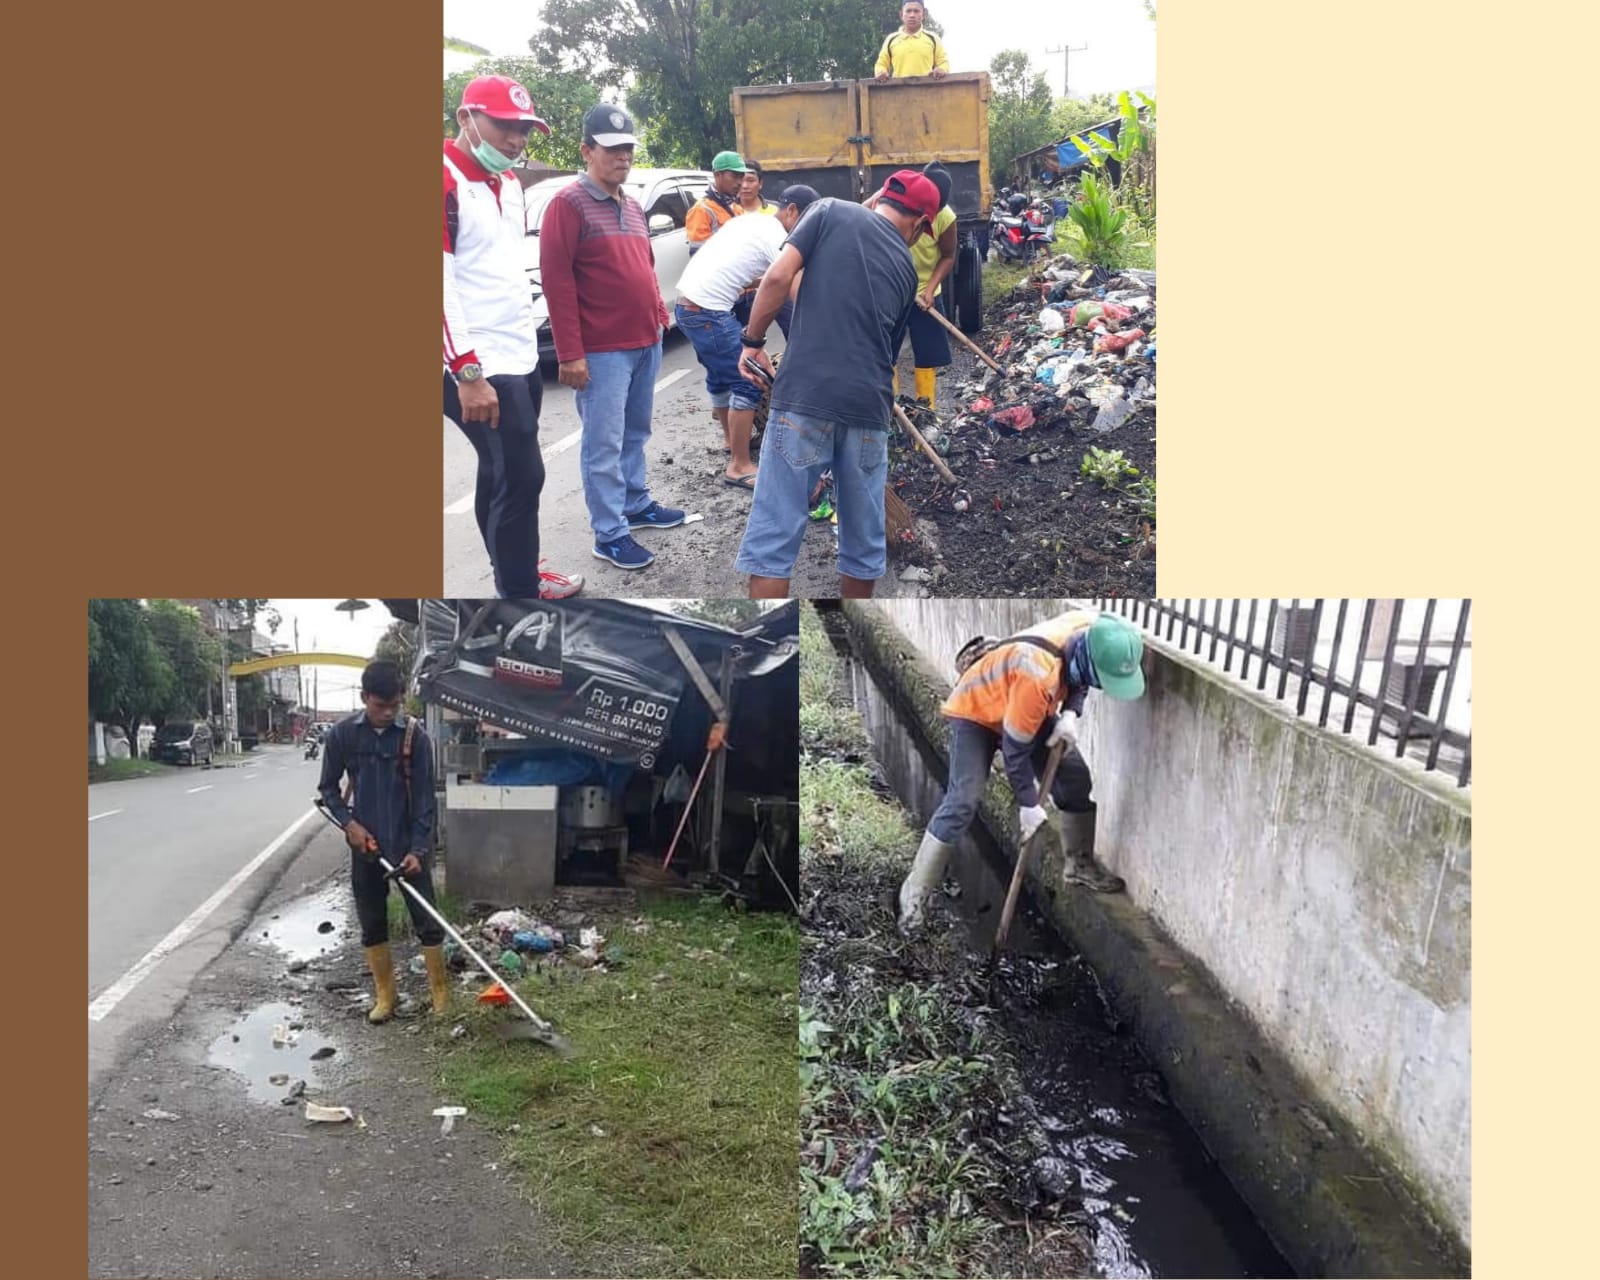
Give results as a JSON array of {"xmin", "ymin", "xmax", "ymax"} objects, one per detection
[
  {"xmin": 942, "ymin": 611, "xmax": 1097, "ymax": 742},
  {"xmin": 686, "ymin": 193, "xmax": 741, "ymax": 246}
]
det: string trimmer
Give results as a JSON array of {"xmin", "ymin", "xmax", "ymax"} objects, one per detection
[{"xmin": 312, "ymin": 799, "xmax": 572, "ymax": 1054}]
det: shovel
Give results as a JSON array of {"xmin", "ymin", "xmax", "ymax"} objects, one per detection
[
  {"xmin": 990, "ymin": 740, "xmax": 1064, "ymax": 957},
  {"xmin": 312, "ymin": 799, "xmax": 572, "ymax": 1055}
]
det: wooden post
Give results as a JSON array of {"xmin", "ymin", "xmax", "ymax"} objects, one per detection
[{"xmin": 708, "ymin": 650, "xmax": 736, "ymax": 875}]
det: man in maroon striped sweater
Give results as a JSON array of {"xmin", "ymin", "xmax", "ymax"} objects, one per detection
[{"xmin": 540, "ymin": 104, "xmax": 686, "ymax": 572}]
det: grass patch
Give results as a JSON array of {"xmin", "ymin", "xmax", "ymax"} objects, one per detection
[
  {"xmin": 799, "ymin": 608, "xmax": 868, "ymax": 756},
  {"xmin": 385, "ymin": 878, "xmax": 467, "ymax": 941},
  {"xmin": 981, "ymin": 257, "xmax": 1033, "ymax": 306},
  {"xmin": 798, "ymin": 603, "xmax": 1043, "ymax": 1277},
  {"xmin": 88, "ymin": 757, "xmax": 176, "ymax": 784},
  {"xmin": 435, "ymin": 894, "xmax": 799, "ymax": 1278}
]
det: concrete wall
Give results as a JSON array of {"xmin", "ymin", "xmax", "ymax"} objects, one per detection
[{"xmin": 856, "ymin": 599, "xmax": 1472, "ymax": 1251}]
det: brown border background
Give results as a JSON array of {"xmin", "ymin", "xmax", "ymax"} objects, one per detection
[{"xmin": 16, "ymin": 0, "xmax": 1576, "ymax": 1275}]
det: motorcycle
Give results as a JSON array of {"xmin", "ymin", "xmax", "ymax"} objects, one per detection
[
  {"xmin": 304, "ymin": 737, "xmax": 320, "ymax": 761},
  {"xmin": 990, "ymin": 197, "xmax": 1055, "ymax": 264}
]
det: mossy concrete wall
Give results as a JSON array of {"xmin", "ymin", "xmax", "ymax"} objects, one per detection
[{"xmin": 840, "ymin": 600, "xmax": 1471, "ymax": 1276}]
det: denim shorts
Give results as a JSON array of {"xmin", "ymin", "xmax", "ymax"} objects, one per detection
[
  {"xmin": 675, "ymin": 302, "xmax": 763, "ymax": 412},
  {"xmin": 734, "ymin": 407, "xmax": 889, "ymax": 581}
]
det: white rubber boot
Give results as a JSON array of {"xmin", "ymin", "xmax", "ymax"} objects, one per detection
[
  {"xmin": 898, "ymin": 829, "xmax": 959, "ymax": 932},
  {"xmin": 1058, "ymin": 808, "xmax": 1125, "ymax": 893}
]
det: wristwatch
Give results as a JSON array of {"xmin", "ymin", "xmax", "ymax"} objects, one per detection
[
  {"xmin": 740, "ymin": 331, "xmax": 767, "ymax": 349},
  {"xmin": 455, "ymin": 363, "xmax": 484, "ymax": 383}
]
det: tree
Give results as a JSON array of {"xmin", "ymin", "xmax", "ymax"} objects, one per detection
[
  {"xmin": 674, "ymin": 599, "xmax": 765, "ymax": 628},
  {"xmin": 534, "ymin": 1, "xmax": 914, "ymax": 168},
  {"xmin": 988, "ymin": 50, "xmax": 1055, "ymax": 179},
  {"xmin": 88, "ymin": 600, "xmax": 175, "ymax": 749},
  {"xmin": 373, "ymin": 620, "xmax": 419, "ymax": 676},
  {"xmin": 1051, "ymin": 92, "xmax": 1118, "ymax": 139},
  {"xmin": 443, "ymin": 56, "xmax": 603, "ymax": 172},
  {"xmin": 145, "ymin": 600, "xmax": 223, "ymax": 723}
]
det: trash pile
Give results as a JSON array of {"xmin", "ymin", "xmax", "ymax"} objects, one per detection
[
  {"xmin": 887, "ymin": 252, "xmax": 1157, "ymax": 597},
  {"xmin": 437, "ymin": 906, "xmax": 627, "ymax": 998}
]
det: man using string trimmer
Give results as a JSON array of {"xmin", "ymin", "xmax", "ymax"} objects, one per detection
[
  {"xmin": 316, "ymin": 660, "xmax": 450, "ymax": 1023},
  {"xmin": 897, "ymin": 611, "xmax": 1147, "ymax": 933}
]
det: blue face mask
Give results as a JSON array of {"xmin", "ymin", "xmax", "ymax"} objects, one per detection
[{"xmin": 466, "ymin": 117, "xmax": 516, "ymax": 175}]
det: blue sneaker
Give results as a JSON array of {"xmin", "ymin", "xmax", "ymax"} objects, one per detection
[
  {"xmin": 591, "ymin": 535, "xmax": 656, "ymax": 570},
  {"xmin": 626, "ymin": 501, "xmax": 686, "ymax": 530}
]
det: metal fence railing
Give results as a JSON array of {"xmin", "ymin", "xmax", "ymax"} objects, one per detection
[{"xmin": 1088, "ymin": 599, "xmax": 1472, "ymax": 788}]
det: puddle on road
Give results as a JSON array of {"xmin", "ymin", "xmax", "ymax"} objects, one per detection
[
  {"xmin": 206, "ymin": 1002, "xmax": 341, "ymax": 1104},
  {"xmin": 255, "ymin": 886, "xmax": 351, "ymax": 962},
  {"xmin": 830, "ymin": 616, "xmax": 1293, "ymax": 1278}
]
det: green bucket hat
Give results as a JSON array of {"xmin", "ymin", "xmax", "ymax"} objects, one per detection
[
  {"xmin": 711, "ymin": 150, "xmax": 749, "ymax": 174},
  {"xmin": 1086, "ymin": 615, "xmax": 1146, "ymax": 700}
]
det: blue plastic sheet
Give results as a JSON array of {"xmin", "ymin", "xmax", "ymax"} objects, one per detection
[
  {"xmin": 484, "ymin": 748, "xmax": 632, "ymax": 795},
  {"xmin": 1058, "ymin": 131, "xmax": 1115, "ymax": 170}
]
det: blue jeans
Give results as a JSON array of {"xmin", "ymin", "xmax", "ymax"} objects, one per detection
[
  {"xmin": 575, "ymin": 343, "xmax": 662, "ymax": 543},
  {"xmin": 928, "ymin": 718, "xmax": 1094, "ymax": 843},
  {"xmin": 676, "ymin": 304, "xmax": 763, "ymax": 411},
  {"xmin": 733, "ymin": 407, "xmax": 889, "ymax": 581}
]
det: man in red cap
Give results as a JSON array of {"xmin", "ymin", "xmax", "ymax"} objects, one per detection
[
  {"xmin": 733, "ymin": 170, "xmax": 939, "ymax": 598},
  {"xmin": 443, "ymin": 74, "xmax": 584, "ymax": 600}
]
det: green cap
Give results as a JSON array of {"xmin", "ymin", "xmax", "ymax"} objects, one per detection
[
  {"xmin": 711, "ymin": 150, "xmax": 749, "ymax": 173},
  {"xmin": 1086, "ymin": 615, "xmax": 1146, "ymax": 700}
]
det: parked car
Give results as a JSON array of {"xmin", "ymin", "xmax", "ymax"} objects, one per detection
[
  {"xmin": 152, "ymin": 721, "xmax": 214, "ymax": 766},
  {"xmin": 522, "ymin": 168, "xmax": 714, "ymax": 361}
]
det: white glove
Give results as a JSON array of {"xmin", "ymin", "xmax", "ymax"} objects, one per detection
[
  {"xmin": 1046, "ymin": 710, "xmax": 1079, "ymax": 748},
  {"xmin": 1019, "ymin": 804, "xmax": 1049, "ymax": 841}
]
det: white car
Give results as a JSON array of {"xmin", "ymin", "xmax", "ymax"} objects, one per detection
[{"xmin": 522, "ymin": 167, "xmax": 714, "ymax": 361}]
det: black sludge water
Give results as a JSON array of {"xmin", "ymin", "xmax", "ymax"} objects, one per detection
[{"xmin": 830, "ymin": 620, "xmax": 1293, "ymax": 1278}]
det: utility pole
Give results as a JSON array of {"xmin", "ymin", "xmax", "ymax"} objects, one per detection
[{"xmin": 1045, "ymin": 42, "xmax": 1088, "ymax": 98}]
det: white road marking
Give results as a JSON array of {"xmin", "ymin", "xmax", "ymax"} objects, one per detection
[
  {"xmin": 241, "ymin": 772, "xmax": 258, "ymax": 780},
  {"xmin": 444, "ymin": 367, "xmax": 694, "ymax": 514},
  {"xmin": 88, "ymin": 807, "xmax": 321, "ymax": 1022},
  {"xmin": 185, "ymin": 785, "xmax": 213, "ymax": 794},
  {"xmin": 88, "ymin": 810, "xmax": 122, "ymax": 822}
]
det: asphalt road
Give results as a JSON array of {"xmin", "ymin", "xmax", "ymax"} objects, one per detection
[
  {"xmin": 88, "ymin": 746, "xmax": 325, "ymax": 1094},
  {"xmin": 440, "ymin": 328, "xmax": 918, "ymax": 599}
]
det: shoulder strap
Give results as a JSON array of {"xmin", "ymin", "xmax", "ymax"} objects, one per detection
[
  {"xmin": 996, "ymin": 634, "xmax": 1069, "ymax": 703},
  {"xmin": 401, "ymin": 718, "xmax": 417, "ymax": 828}
]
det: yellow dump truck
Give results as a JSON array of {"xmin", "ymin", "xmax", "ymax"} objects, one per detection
[{"xmin": 732, "ymin": 72, "xmax": 991, "ymax": 334}]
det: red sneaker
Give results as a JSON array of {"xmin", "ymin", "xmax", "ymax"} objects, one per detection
[{"xmin": 538, "ymin": 562, "xmax": 584, "ymax": 600}]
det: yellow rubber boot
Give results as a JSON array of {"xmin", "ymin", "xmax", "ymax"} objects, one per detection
[
  {"xmin": 422, "ymin": 944, "xmax": 451, "ymax": 1017},
  {"xmin": 364, "ymin": 943, "xmax": 397, "ymax": 1024},
  {"xmin": 914, "ymin": 367, "xmax": 937, "ymax": 406}
]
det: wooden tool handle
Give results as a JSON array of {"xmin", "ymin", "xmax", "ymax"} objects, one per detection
[
  {"xmin": 991, "ymin": 740, "xmax": 1065, "ymax": 955},
  {"xmin": 891, "ymin": 404, "xmax": 960, "ymax": 486},
  {"xmin": 926, "ymin": 304, "xmax": 1003, "ymax": 372}
]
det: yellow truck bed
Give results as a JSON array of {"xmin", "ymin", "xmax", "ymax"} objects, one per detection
[{"xmin": 731, "ymin": 72, "xmax": 992, "ymax": 333}]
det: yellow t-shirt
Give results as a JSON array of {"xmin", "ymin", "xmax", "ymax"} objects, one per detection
[
  {"xmin": 910, "ymin": 206, "xmax": 958, "ymax": 291},
  {"xmin": 874, "ymin": 28, "xmax": 950, "ymax": 78}
]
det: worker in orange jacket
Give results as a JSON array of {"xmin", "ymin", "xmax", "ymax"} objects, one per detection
[
  {"xmin": 686, "ymin": 151, "xmax": 749, "ymax": 252},
  {"xmin": 898, "ymin": 610, "xmax": 1147, "ymax": 932}
]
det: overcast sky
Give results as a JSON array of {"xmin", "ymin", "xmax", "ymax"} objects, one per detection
[
  {"xmin": 264, "ymin": 599, "xmax": 398, "ymax": 712},
  {"xmin": 443, "ymin": 0, "xmax": 1155, "ymax": 97}
]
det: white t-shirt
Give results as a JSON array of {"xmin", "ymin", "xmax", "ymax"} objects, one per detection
[{"xmin": 673, "ymin": 213, "xmax": 789, "ymax": 313}]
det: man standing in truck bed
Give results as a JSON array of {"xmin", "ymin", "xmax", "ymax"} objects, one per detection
[{"xmin": 874, "ymin": 2, "xmax": 950, "ymax": 80}]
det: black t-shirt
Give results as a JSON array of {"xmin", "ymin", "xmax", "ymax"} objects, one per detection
[{"xmin": 769, "ymin": 198, "xmax": 916, "ymax": 432}]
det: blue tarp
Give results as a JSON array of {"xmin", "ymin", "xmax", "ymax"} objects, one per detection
[
  {"xmin": 484, "ymin": 748, "xmax": 633, "ymax": 797},
  {"xmin": 1058, "ymin": 131, "xmax": 1115, "ymax": 170}
]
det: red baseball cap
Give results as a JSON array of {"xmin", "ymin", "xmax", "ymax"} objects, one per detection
[
  {"xmin": 460, "ymin": 75, "xmax": 552, "ymax": 135},
  {"xmin": 878, "ymin": 169, "xmax": 942, "ymax": 221}
]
